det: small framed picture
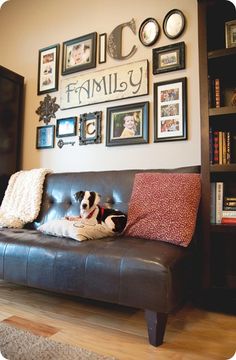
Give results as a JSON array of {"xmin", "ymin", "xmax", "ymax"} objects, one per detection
[
  {"xmin": 154, "ymin": 78, "xmax": 187, "ymax": 142},
  {"xmin": 56, "ymin": 117, "xmax": 77, "ymax": 138},
  {"xmin": 99, "ymin": 33, "xmax": 107, "ymax": 64},
  {"xmin": 106, "ymin": 102, "xmax": 149, "ymax": 146},
  {"xmin": 62, "ymin": 32, "xmax": 97, "ymax": 75},
  {"xmin": 225, "ymin": 20, "xmax": 236, "ymax": 48},
  {"xmin": 36, "ymin": 125, "xmax": 55, "ymax": 149},
  {"xmin": 152, "ymin": 42, "xmax": 185, "ymax": 75},
  {"xmin": 79, "ymin": 112, "xmax": 102, "ymax": 145},
  {"xmin": 139, "ymin": 18, "xmax": 160, "ymax": 46},
  {"xmin": 37, "ymin": 44, "xmax": 60, "ymax": 95}
]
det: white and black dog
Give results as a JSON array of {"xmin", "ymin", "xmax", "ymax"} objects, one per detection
[{"xmin": 69, "ymin": 190, "xmax": 127, "ymax": 233}]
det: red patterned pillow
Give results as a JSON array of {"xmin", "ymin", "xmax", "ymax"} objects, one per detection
[{"xmin": 125, "ymin": 173, "xmax": 201, "ymax": 247}]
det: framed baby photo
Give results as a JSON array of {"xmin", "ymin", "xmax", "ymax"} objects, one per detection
[
  {"xmin": 62, "ymin": 32, "xmax": 97, "ymax": 75},
  {"xmin": 37, "ymin": 44, "xmax": 60, "ymax": 95},
  {"xmin": 79, "ymin": 111, "xmax": 102, "ymax": 145},
  {"xmin": 152, "ymin": 42, "xmax": 185, "ymax": 75},
  {"xmin": 56, "ymin": 117, "xmax": 77, "ymax": 138},
  {"xmin": 106, "ymin": 102, "xmax": 149, "ymax": 147},
  {"xmin": 36, "ymin": 125, "xmax": 55, "ymax": 149},
  {"xmin": 154, "ymin": 77, "xmax": 187, "ymax": 142}
]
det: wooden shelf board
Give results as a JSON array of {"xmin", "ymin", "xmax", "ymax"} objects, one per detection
[
  {"xmin": 209, "ymin": 106, "xmax": 236, "ymax": 116},
  {"xmin": 211, "ymin": 223, "xmax": 236, "ymax": 233},
  {"xmin": 210, "ymin": 164, "xmax": 236, "ymax": 172},
  {"xmin": 208, "ymin": 47, "xmax": 236, "ymax": 59}
]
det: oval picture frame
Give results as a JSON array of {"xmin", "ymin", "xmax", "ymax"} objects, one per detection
[
  {"xmin": 163, "ymin": 9, "xmax": 186, "ymax": 40},
  {"xmin": 139, "ymin": 18, "xmax": 160, "ymax": 46}
]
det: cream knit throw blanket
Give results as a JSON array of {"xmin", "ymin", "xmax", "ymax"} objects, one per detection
[{"xmin": 0, "ymin": 168, "xmax": 51, "ymax": 228}]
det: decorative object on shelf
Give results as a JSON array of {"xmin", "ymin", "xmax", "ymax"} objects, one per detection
[
  {"xmin": 152, "ymin": 41, "xmax": 185, "ymax": 75},
  {"xmin": 139, "ymin": 18, "xmax": 160, "ymax": 46},
  {"xmin": 79, "ymin": 111, "xmax": 102, "ymax": 145},
  {"xmin": 62, "ymin": 32, "xmax": 97, "ymax": 75},
  {"xmin": 37, "ymin": 44, "xmax": 60, "ymax": 95},
  {"xmin": 61, "ymin": 59, "xmax": 148, "ymax": 109},
  {"xmin": 56, "ymin": 117, "xmax": 77, "ymax": 138},
  {"xmin": 225, "ymin": 20, "xmax": 236, "ymax": 48},
  {"xmin": 36, "ymin": 94, "xmax": 60, "ymax": 125},
  {"xmin": 163, "ymin": 9, "xmax": 186, "ymax": 40},
  {"xmin": 231, "ymin": 88, "xmax": 236, "ymax": 106},
  {"xmin": 154, "ymin": 77, "xmax": 187, "ymax": 142},
  {"xmin": 57, "ymin": 139, "xmax": 75, "ymax": 148},
  {"xmin": 98, "ymin": 33, "xmax": 107, "ymax": 64},
  {"xmin": 106, "ymin": 101, "xmax": 149, "ymax": 146},
  {"xmin": 36, "ymin": 125, "xmax": 55, "ymax": 149},
  {"xmin": 107, "ymin": 18, "xmax": 137, "ymax": 60}
]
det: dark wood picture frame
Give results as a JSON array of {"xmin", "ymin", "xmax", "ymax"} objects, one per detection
[
  {"xmin": 153, "ymin": 42, "xmax": 185, "ymax": 75},
  {"xmin": 154, "ymin": 77, "xmax": 187, "ymax": 142},
  {"xmin": 56, "ymin": 117, "xmax": 77, "ymax": 138},
  {"xmin": 62, "ymin": 32, "xmax": 97, "ymax": 75},
  {"xmin": 79, "ymin": 111, "xmax": 102, "ymax": 145},
  {"xmin": 37, "ymin": 44, "xmax": 60, "ymax": 95},
  {"xmin": 36, "ymin": 125, "xmax": 55, "ymax": 149},
  {"xmin": 106, "ymin": 102, "xmax": 149, "ymax": 146}
]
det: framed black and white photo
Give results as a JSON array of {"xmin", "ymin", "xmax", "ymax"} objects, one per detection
[
  {"xmin": 37, "ymin": 44, "xmax": 60, "ymax": 95},
  {"xmin": 163, "ymin": 9, "xmax": 186, "ymax": 40},
  {"xmin": 36, "ymin": 125, "xmax": 55, "ymax": 149},
  {"xmin": 99, "ymin": 33, "xmax": 107, "ymax": 64},
  {"xmin": 79, "ymin": 112, "xmax": 102, "ymax": 145},
  {"xmin": 139, "ymin": 18, "xmax": 160, "ymax": 46},
  {"xmin": 106, "ymin": 102, "xmax": 149, "ymax": 146},
  {"xmin": 56, "ymin": 117, "xmax": 77, "ymax": 137},
  {"xmin": 153, "ymin": 42, "xmax": 185, "ymax": 75},
  {"xmin": 62, "ymin": 32, "xmax": 97, "ymax": 75},
  {"xmin": 154, "ymin": 78, "xmax": 187, "ymax": 142}
]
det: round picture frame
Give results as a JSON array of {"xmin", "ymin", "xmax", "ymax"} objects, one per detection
[
  {"xmin": 163, "ymin": 9, "xmax": 186, "ymax": 40},
  {"xmin": 139, "ymin": 18, "xmax": 160, "ymax": 46}
]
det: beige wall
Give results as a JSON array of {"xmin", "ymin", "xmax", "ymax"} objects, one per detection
[{"xmin": 0, "ymin": 0, "xmax": 200, "ymax": 172}]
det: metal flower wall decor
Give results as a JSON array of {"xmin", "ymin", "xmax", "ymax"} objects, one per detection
[{"xmin": 36, "ymin": 94, "xmax": 60, "ymax": 125}]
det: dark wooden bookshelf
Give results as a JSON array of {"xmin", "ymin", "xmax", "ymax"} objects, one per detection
[{"xmin": 198, "ymin": 0, "xmax": 236, "ymax": 299}]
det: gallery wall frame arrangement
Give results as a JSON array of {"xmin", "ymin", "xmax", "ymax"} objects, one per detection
[
  {"xmin": 62, "ymin": 32, "xmax": 97, "ymax": 75},
  {"xmin": 37, "ymin": 44, "xmax": 60, "ymax": 95},
  {"xmin": 152, "ymin": 41, "xmax": 185, "ymax": 75},
  {"xmin": 79, "ymin": 111, "xmax": 102, "ymax": 145},
  {"xmin": 163, "ymin": 9, "xmax": 186, "ymax": 40},
  {"xmin": 139, "ymin": 18, "xmax": 160, "ymax": 47},
  {"xmin": 56, "ymin": 117, "xmax": 77, "ymax": 138},
  {"xmin": 154, "ymin": 77, "xmax": 187, "ymax": 142},
  {"xmin": 36, "ymin": 125, "xmax": 55, "ymax": 149},
  {"xmin": 106, "ymin": 101, "xmax": 149, "ymax": 146}
]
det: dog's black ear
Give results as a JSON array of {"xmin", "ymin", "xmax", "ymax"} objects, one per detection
[{"xmin": 74, "ymin": 191, "xmax": 85, "ymax": 202}]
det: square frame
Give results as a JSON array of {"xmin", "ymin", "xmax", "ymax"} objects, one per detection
[
  {"xmin": 152, "ymin": 41, "xmax": 185, "ymax": 75},
  {"xmin": 225, "ymin": 20, "xmax": 236, "ymax": 48},
  {"xmin": 56, "ymin": 117, "xmax": 77, "ymax": 138},
  {"xmin": 36, "ymin": 125, "xmax": 55, "ymax": 149},
  {"xmin": 62, "ymin": 32, "xmax": 97, "ymax": 75},
  {"xmin": 79, "ymin": 111, "xmax": 102, "ymax": 145},
  {"xmin": 106, "ymin": 102, "xmax": 149, "ymax": 147},
  {"xmin": 37, "ymin": 44, "xmax": 60, "ymax": 95},
  {"xmin": 154, "ymin": 77, "xmax": 187, "ymax": 142},
  {"xmin": 98, "ymin": 33, "xmax": 107, "ymax": 64}
]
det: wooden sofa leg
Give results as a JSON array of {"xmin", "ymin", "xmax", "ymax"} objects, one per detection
[{"xmin": 144, "ymin": 309, "xmax": 168, "ymax": 347}]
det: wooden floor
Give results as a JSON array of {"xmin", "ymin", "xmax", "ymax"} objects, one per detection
[{"xmin": 0, "ymin": 280, "xmax": 235, "ymax": 360}]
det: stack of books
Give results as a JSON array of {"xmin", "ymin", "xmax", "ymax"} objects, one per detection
[
  {"xmin": 221, "ymin": 196, "xmax": 236, "ymax": 224},
  {"xmin": 210, "ymin": 182, "xmax": 236, "ymax": 224},
  {"xmin": 208, "ymin": 76, "xmax": 222, "ymax": 108},
  {"xmin": 209, "ymin": 130, "xmax": 236, "ymax": 165}
]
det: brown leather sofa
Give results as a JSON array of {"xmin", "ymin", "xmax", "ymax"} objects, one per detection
[{"xmin": 0, "ymin": 166, "xmax": 200, "ymax": 346}]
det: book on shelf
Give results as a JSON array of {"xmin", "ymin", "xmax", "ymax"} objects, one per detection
[
  {"xmin": 222, "ymin": 210, "xmax": 236, "ymax": 218},
  {"xmin": 210, "ymin": 182, "xmax": 224, "ymax": 224},
  {"xmin": 208, "ymin": 77, "xmax": 222, "ymax": 108},
  {"xmin": 221, "ymin": 217, "xmax": 236, "ymax": 224},
  {"xmin": 209, "ymin": 131, "xmax": 236, "ymax": 164}
]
